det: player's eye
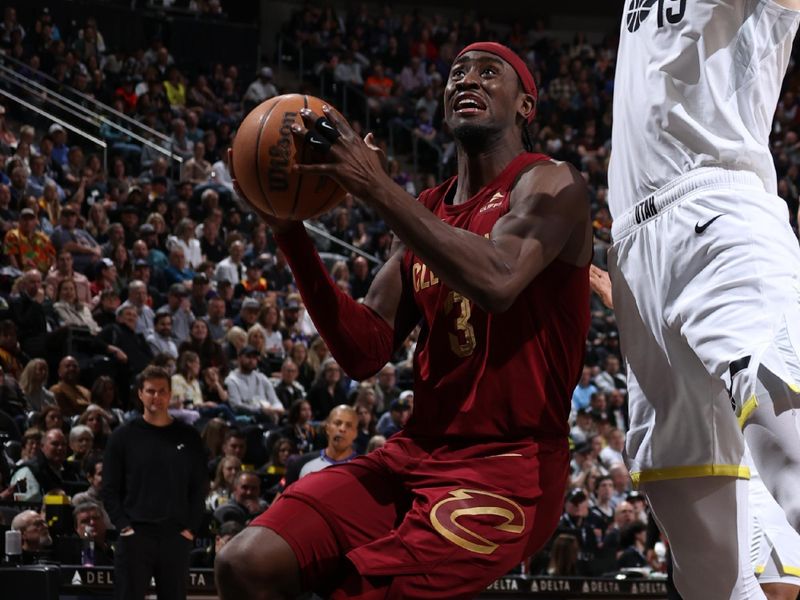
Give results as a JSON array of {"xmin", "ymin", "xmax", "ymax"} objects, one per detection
[
  {"xmin": 450, "ymin": 68, "xmax": 464, "ymax": 79},
  {"xmin": 482, "ymin": 67, "xmax": 497, "ymax": 76}
]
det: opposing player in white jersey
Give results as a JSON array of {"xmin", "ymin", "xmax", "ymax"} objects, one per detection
[
  {"xmin": 608, "ymin": 1, "xmax": 800, "ymax": 597},
  {"xmin": 590, "ymin": 267, "xmax": 800, "ymax": 600}
]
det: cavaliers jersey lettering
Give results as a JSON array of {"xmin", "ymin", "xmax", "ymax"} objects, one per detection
[
  {"xmin": 402, "ymin": 152, "xmax": 590, "ymax": 441},
  {"xmin": 610, "ymin": 0, "xmax": 800, "ymax": 216}
]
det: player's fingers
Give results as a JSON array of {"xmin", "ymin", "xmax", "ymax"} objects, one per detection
[
  {"xmin": 322, "ymin": 105, "xmax": 356, "ymax": 141},
  {"xmin": 290, "ymin": 123, "xmax": 331, "ymax": 154}
]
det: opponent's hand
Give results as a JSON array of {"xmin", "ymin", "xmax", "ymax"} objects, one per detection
[
  {"xmin": 227, "ymin": 148, "xmax": 298, "ymax": 235},
  {"xmin": 589, "ymin": 265, "xmax": 614, "ymax": 310},
  {"xmin": 290, "ymin": 106, "xmax": 392, "ymax": 201}
]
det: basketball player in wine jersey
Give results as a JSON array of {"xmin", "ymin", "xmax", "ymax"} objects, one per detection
[
  {"xmin": 608, "ymin": 1, "xmax": 800, "ymax": 598},
  {"xmin": 216, "ymin": 42, "xmax": 592, "ymax": 599}
]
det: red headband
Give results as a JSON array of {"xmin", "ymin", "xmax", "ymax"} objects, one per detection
[{"xmin": 456, "ymin": 42, "xmax": 537, "ymax": 122}]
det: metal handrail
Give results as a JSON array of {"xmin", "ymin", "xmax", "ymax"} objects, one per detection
[
  {"xmin": 0, "ymin": 50, "xmax": 171, "ymax": 144},
  {"xmin": 0, "ymin": 65, "xmax": 183, "ymax": 164},
  {"xmin": 304, "ymin": 221, "xmax": 382, "ymax": 265},
  {"xmin": 0, "ymin": 88, "xmax": 107, "ymax": 161}
]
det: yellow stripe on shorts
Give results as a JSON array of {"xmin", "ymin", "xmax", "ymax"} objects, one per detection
[{"xmin": 630, "ymin": 464, "xmax": 751, "ymax": 486}]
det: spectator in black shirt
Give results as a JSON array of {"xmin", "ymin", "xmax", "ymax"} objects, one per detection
[
  {"xmin": 617, "ymin": 521, "xmax": 649, "ymax": 569},
  {"xmin": 556, "ymin": 488, "xmax": 599, "ymax": 576},
  {"xmin": 273, "ymin": 358, "xmax": 305, "ymax": 410},
  {"xmin": 102, "ymin": 365, "xmax": 206, "ymax": 600}
]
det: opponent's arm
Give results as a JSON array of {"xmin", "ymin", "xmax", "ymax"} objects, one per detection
[{"xmin": 293, "ymin": 107, "xmax": 590, "ymax": 313}]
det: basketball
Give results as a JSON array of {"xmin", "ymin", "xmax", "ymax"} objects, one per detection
[{"xmin": 231, "ymin": 94, "xmax": 347, "ymax": 220}]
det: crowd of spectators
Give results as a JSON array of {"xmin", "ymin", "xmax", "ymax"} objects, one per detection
[{"xmin": 1, "ymin": 0, "xmax": 800, "ymax": 584}]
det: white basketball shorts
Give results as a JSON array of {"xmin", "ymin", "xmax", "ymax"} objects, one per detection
[{"xmin": 608, "ymin": 167, "xmax": 800, "ymax": 484}]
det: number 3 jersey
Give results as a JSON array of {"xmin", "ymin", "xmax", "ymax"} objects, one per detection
[
  {"xmin": 401, "ymin": 152, "xmax": 590, "ymax": 442},
  {"xmin": 609, "ymin": 0, "xmax": 800, "ymax": 216}
]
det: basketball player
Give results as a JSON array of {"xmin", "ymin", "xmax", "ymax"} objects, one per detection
[
  {"xmin": 216, "ymin": 42, "xmax": 592, "ymax": 599},
  {"xmin": 610, "ymin": 6, "xmax": 800, "ymax": 595},
  {"xmin": 590, "ymin": 266, "xmax": 800, "ymax": 600}
]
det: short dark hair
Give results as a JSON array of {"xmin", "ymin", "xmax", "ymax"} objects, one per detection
[
  {"xmin": 0, "ymin": 319, "xmax": 17, "ymax": 336},
  {"xmin": 154, "ymin": 312, "xmax": 172, "ymax": 325},
  {"xmin": 596, "ymin": 475, "xmax": 613, "ymax": 488},
  {"xmin": 137, "ymin": 365, "xmax": 171, "ymax": 390},
  {"xmin": 223, "ymin": 429, "xmax": 246, "ymax": 443},
  {"xmin": 82, "ymin": 452, "xmax": 103, "ymax": 480}
]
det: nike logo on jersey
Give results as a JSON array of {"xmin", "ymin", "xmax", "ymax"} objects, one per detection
[
  {"xmin": 479, "ymin": 192, "xmax": 505, "ymax": 213},
  {"xmin": 694, "ymin": 214, "xmax": 724, "ymax": 234},
  {"xmin": 626, "ymin": 0, "xmax": 685, "ymax": 33}
]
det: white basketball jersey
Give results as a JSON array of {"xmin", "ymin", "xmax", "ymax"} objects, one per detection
[{"xmin": 609, "ymin": 0, "xmax": 800, "ymax": 216}]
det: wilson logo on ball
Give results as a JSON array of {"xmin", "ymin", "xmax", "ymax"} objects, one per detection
[{"xmin": 267, "ymin": 111, "xmax": 297, "ymax": 192}]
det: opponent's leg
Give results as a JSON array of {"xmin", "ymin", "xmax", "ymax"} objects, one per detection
[
  {"xmin": 215, "ymin": 526, "xmax": 301, "ymax": 600},
  {"xmin": 744, "ymin": 407, "xmax": 800, "ymax": 531},
  {"xmin": 760, "ymin": 583, "xmax": 799, "ymax": 600},
  {"xmin": 644, "ymin": 476, "xmax": 765, "ymax": 600}
]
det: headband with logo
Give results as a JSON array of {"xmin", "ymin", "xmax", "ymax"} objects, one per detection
[{"xmin": 456, "ymin": 42, "xmax": 538, "ymax": 122}]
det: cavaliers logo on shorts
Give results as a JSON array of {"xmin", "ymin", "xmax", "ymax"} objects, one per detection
[{"xmin": 429, "ymin": 489, "xmax": 525, "ymax": 555}]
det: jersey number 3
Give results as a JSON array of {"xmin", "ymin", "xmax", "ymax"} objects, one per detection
[{"xmin": 445, "ymin": 291, "xmax": 476, "ymax": 357}]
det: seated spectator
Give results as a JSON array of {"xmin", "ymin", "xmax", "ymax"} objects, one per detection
[
  {"xmin": 556, "ymin": 488, "xmax": 599, "ymax": 576},
  {"xmin": 168, "ymin": 218, "xmax": 203, "ymax": 269},
  {"xmin": 206, "ymin": 455, "xmax": 242, "ymax": 511},
  {"xmin": 18, "ymin": 358, "xmax": 54, "ymax": 412},
  {"xmin": 282, "ymin": 399, "xmax": 320, "ymax": 455},
  {"xmin": 67, "ymin": 424, "xmax": 94, "ymax": 473},
  {"xmin": 242, "ymin": 67, "xmax": 278, "ymax": 110},
  {"xmin": 222, "ymin": 326, "xmax": 247, "ymax": 372},
  {"xmin": 213, "ymin": 470, "xmax": 267, "ymax": 526},
  {"xmin": 119, "ymin": 279, "xmax": 155, "ymax": 335},
  {"xmin": 50, "ymin": 205, "xmax": 101, "ymax": 276},
  {"xmin": 190, "ymin": 520, "xmax": 243, "ymax": 569},
  {"xmin": 245, "ymin": 324, "xmax": 274, "ymax": 375},
  {"xmin": 99, "ymin": 305, "xmax": 153, "ymax": 386},
  {"xmin": 72, "ymin": 453, "xmax": 107, "ymax": 515},
  {"xmin": 224, "ymin": 345, "xmax": 284, "ymax": 424},
  {"xmin": 31, "ymin": 405, "xmax": 65, "ymax": 435},
  {"xmin": 589, "ymin": 475, "xmax": 616, "ymax": 536},
  {"xmin": 546, "ymin": 533, "xmax": 580, "ymax": 576},
  {"xmin": 376, "ymin": 391, "xmax": 413, "ymax": 438},
  {"xmin": 10, "ymin": 509, "xmax": 53, "ymax": 564},
  {"xmin": 50, "ymin": 355, "xmax": 91, "ymax": 417},
  {"xmin": 208, "ymin": 429, "xmax": 248, "ymax": 479},
  {"xmin": 609, "ymin": 462, "xmax": 632, "ymax": 506},
  {"xmin": 617, "ymin": 521, "xmax": 649, "ymax": 570},
  {"xmin": 353, "ymin": 400, "xmax": 377, "ymax": 456},
  {"xmin": 17, "ymin": 428, "xmax": 42, "ymax": 466},
  {"xmin": 0, "ymin": 319, "xmax": 28, "ymax": 380},
  {"xmin": 181, "ymin": 142, "xmax": 212, "ymax": 186},
  {"xmin": 214, "ymin": 240, "xmax": 245, "ymax": 288},
  {"xmin": 596, "ymin": 501, "xmax": 637, "ymax": 574},
  {"xmin": 10, "ymin": 428, "xmax": 85, "ymax": 502},
  {"xmin": 90, "ymin": 257, "xmax": 122, "ymax": 301},
  {"xmin": 256, "ymin": 437, "xmax": 292, "ymax": 502},
  {"xmin": 366, "ymin": 435, "xmax": 386, "ymax": 453},
  {"xmin": 45, "ymin": 249, "xmax": 91, "ymax": 303},
  {"xmin": 3, "ymin": 207, "xmax": 55, "ymax": 274},
  {"xmin": 572, "ymin": 366, "xmax": 597, "ymax": 412},
  {"xmin": 599, "ymin": 428, "xmax": 625, "ymax": 469},
  {"xmin": 200, "ymin": 365, "xmax": 229, "ymax": 408},
  {"xmin": 91, "ymin": 289, "xmax": 121, "ymax": 330},
  {"xmin": 203, "ymin": 296, "xmax": 229, "ymax": 343},
  {"xmin": 77, "ymin": 405, "xmax": 113, "ymax": 451},
  {"xmin": 373, "ymin": 362, "xmax": 400, "ymax": 413},
  {"xmin": 273, "ymin": 358, "xmax": 305, "ymax": 410},
  {"xmin": 299, "ymin": 405, "xmax": 358, "ymax": 479},
  {"xmin": 164, "ymin": 246, "xmax": 195, "ymax": 286},
  {"xmin": 53, "ymin": 277, "xmax": 102, "ymax": 334},
  {"xmin": 147, "ymin": 312, "xmax": 178, "ymax": 359},
  {"xmin": 54, "ymin": 500, "xmax": 114, "ymax": 566},
  {"xmin": 570, "ymin": 408, "xmax": 595, "ymax": 446},
  {"xmin": 306, "ymin": 357, "xmax": 348, "ymax": 421},
  {"xmin": 157, "ymin": 283, "xmax": 195, "ymax": 344},
  {"xmin": 9, "ymin": 269, "xmax": 54, "ymax": 359},
  {"xmin": 178, "ymin": 318, "xmax": 227, "ymax": 375},
  {"xmin": 172, "ymin": 350, "xmax": 236, "ymax": 423}
]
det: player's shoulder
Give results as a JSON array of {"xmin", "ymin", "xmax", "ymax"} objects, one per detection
[{"xmin": 513, "ymin": 159, "xmax": 589, "ymax": 210}]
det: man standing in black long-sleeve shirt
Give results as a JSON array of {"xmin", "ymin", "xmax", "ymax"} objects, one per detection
[{"xmin": 102, "ymin": 365, "xmax": 207, "ymax": 600}]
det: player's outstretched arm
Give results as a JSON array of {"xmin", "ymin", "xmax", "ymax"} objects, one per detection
[
  {"xmin": 229, "ymin": 149, "xmax": 419, "ymax": 381},
  {"xmin": 293, "ymin": 110, "xmax": 591, "ymax": 312}
]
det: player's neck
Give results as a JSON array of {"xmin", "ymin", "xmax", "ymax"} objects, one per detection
[{"xmin": 454, "ymin": 136, "xmax": 525, "ymax": 204}]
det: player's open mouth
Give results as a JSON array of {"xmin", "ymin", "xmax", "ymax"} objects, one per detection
[{"xmin": 454, "ymin": 93, "xmax": 487, "ymax": 114}]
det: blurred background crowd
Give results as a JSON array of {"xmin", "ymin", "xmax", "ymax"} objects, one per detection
[{"xmin": 0, "ymin": 0, "xmax": 799, "ymax": 582}]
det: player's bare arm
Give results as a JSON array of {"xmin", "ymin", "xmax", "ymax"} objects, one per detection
[{"xmin": 293, "ymin": 108, "xmax": 591, "ymax": 313}]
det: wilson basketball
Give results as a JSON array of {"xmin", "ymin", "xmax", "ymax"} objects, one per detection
[{"xmin": 232, "ymin": 94, "xmax": 347, "ymax": 220}]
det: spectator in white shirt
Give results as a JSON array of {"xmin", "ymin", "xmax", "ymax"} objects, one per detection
[
  {"xmin": 120, "ymin": 279, "xmax": 155, "ymax": 335},
  {"xmin": 168, "ymin": 218, "xmax": 203, "ymax": 270},
  {"xmin": 146, "ymin": 312, "xmax": 178, "ymax": 359},
  {"xmin": 215, "ymin": 240, "xmax": 245, "ymax": 287},
  {"xmin": 224, "ymin": 345, "xmax": 283, "ymax": 424}
]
